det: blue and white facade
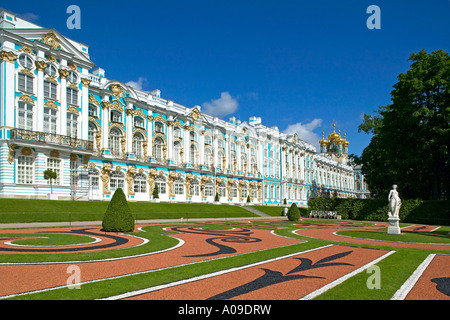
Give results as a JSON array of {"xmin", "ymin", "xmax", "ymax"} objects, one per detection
[{"xmin": 0, "ymin": 10, "xmax": 366, "ymax": 205}]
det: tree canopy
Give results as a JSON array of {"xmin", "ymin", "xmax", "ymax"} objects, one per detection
[{"xmin": 358, "ymin": 49, "xmax": 449, "ymax": 200}]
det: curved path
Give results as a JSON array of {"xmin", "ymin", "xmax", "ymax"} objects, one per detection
[
  {"xmin": 0, "ymin": 224, "xmax": 301, "ymax": 299},
  {"xmin": 0, "ymin": 219, "xmax": 449, "ymax": 300}
]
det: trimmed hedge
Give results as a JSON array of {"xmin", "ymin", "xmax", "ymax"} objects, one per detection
[
  {"xmin": 288, "ymin": 203, "xmax": 301, "ymax": 222},
  {"xmin": 102, "ymin": 188, "xmax": 135, "ymax": 232},
  {"xmin": 308, "ymin": 197, "xmax": 450, "ymax": 226}
]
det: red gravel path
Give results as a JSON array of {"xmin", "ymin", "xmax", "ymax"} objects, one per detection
[
  {"xmin": 124, "ymin": 245, "xmax": 390, "ymax": 300},
  {"xmin": 0, "ymin": 225, "xmax": 301, "ymax": 298}
]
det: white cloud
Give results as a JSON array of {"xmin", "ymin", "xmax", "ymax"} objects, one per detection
[
  {"xmin": 125, "ymin": 77, "xmax": 148, "ymax": 91},
  {"xmin": 202, "ymin": 92, "xmax": 239, "ymax": 118},
  {"xmin": 284, "ymin": 118, "xmax": 323, "ymax": 150}
]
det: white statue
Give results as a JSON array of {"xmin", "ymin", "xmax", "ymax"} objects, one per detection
[{"xmin": 388, "ymin": 184, "xmax": 401, "ymax": 218}]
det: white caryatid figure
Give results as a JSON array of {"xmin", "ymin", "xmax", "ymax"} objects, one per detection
[{"xmin": 388, "ymin": 184, "xmax": 401, "ymax": 218}]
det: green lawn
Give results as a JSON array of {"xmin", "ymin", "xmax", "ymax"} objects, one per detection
[
  {"xmin": 0, "ymin": 199, "xmax": 256, "ymax": 223},
  {"xmin": 251, "ymin": 205, "xmax": 286, "ymax": 216}
]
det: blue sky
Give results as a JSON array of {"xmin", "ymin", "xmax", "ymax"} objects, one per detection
[{"xmin": 2, "ymin": 0, "xmax": 449, "ymax": 156}]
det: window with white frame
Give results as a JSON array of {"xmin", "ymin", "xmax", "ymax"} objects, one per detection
[
  {"xmin": 43, "ymin": 107, "xmax": 57, "ymax": 134},
  {"xmin": 190, "ymin": 180, "xmax": 200, "ymax": 196},
  {"xmin": 205, "ymin": 182, "xmax": 214, "ymax": 197},
  {"xmin": 67, "ymin": 112, "xmax": 78, "ymax": 138},
  {"xmin": 173, "ymin": 141, "xmax": 182, "ymax": 166},
  {"xmin": 44, "ymin": 80, "xmax": 57, "ymax": 100},
  {"xmin": 155, "ymin": 177, "xmax": 166, "ymax": 194},
  {"xmin": 154, "ymin": 137, "xmax": 164, "ymax": 162},
  {"xmin": 45, "ymin": 64, "xmax": 58, "ymax": 78},
  {"xmin": 174, "ymin": 127, "xmax": 182, "ymax": 138},
  {"xmin": 230, "ymin": 184, "xmax": 238, "ymax": 198},
  {"xmin": 110, "ymin": 171, "xmax": 125, "ymax": 193},
  {"xmin": 88, "ymin": 122, "xmax": 97, "ymax": 142},
  {"xmin": 18, "ymin": 54, "xmax": 34, "ymax": 69},
  {"xmin": 154, "ymin": 122, "xmax": 164, "ymax": 133},
  {"xmin": 218, "ymin": 183, "xmax": 226, "ymax": 198},
  {"xmin": 241, "ymin": 185, "xmax": 248, "ymax": 198},
  {"xmin": 190, "ymin": 144, "xmax": 198, "ymax": 165},
  {"xmin": 251, "ymin": 186, "xmax": 257, "ymax": 199},
  {"xmin": 110, "ymin": 110, "xmax": 122, "ymax": 123},
  {"xmin": 134, "ymin": 117, "xmax": 145, "ymax": 128},
  {"xmin": 132, "ymin": 133, "xmax": 144, "ymax": 159},
  {"xmin": 133, "ymin": 173, "xmax": 147, "ymax": 194},
  {"xmin": 18, "ymin": 73, "xmax": 34, "ymax": 93},
  {"xmin": 18, "ymin": 101, "xmax": 34, "ymax": 130},
  {"xmin": 66, "ymin": 87, "xmax": 78, "ymax": 105},
  {"xmin": 67, "ymin": 70, "xmax": 78, "ymax": 84},
  {"xmin": 88, "ymin": 168, "xmax": 100, "ymax": 191},
  {"xmin": 47, "ymin": 158, "xmax": 61, "ymax": 185},
  {"xmin": 17, "ymin": 155, "xmax": 34, "ymax": 184},
  {"xmin": 204, "ymin": 148, "xmax": 212, "ymax": 169},
  {"xmin": 174, "ymin": 178, "xmax": 184, "ymax": 195},
  {"xmin": 70, "ymin": 158, "xmax": 78, "ymax": 187},
  {"xmin": 109, "ymin": 128, "xmax": 122, "ymax": 156},
  {"xmin": 89, "ymin": 105, "xmax": 98, "ymax": 117}
]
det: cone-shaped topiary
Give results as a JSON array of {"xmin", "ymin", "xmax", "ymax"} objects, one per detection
[
  {"xmin": 288, "ymin": 202, "xmax": 301, "ymax": 222},
  {"xmin": 102, "ymin": 188, "xmax": 135, "ymax": 232}
]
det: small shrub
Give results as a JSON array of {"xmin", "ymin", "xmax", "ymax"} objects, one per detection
[
  {"xmin": 288, "ymin": 203, "xmax": 301, "ymax": 222},
  {"xmin": 102, "ymin": 188, "xmax": 135, "ymax": 232},
  {"xmin": 152, "ymin": 184, "xmax": 159, "ymax": 199},
  {"xmin": 215, "ymin": 192, "xmax": 220, "ymax": 202}
]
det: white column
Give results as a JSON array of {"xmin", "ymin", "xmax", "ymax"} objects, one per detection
[
  {"xmin": 199, "ymin": 128, "xmax": 205, "ymax": 166},
  {"xmin": 183, "ymin": 125, "xmax": 190, "ymax": 165},
  {"xmin": 225, "ymin": 136, "xmax": 230, "ymax": 171},
  {"xmin": 81, "ymin": 78, "xmax": 90, "ymax": 141},
  {"xmin": 167, "ymin": 121, "xmax": 173, "ymax": 163},
  {"xmin": 101, "ymin": 95, "xmax": 109, "ymax": 152},
  {"xmin": 147, "ymin": 113, "xmax": 153, "ymax": 158},
  {"xmin": 126, "ymin": 104, "xmax": 133, "ymax": 156},
  {"xmin": 59, "ymin": 68, "xmax": 68, "ymax": 136},
  {"xmin": 0, "ymin": 51, "xmax": 16, "ymax": 128},
  {"xmin": 35, "ymin": 60, "xmax": 46, "ymax": 132}
]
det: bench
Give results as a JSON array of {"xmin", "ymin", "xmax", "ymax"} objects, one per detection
[{"xmin": 309, "ymin": 210, "xmax": 341, "ymax": 220}]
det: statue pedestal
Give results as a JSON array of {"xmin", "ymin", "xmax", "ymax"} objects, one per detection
[{"xmin": 387, "ymin": 216, "xmax": 401, "ymax": 235}]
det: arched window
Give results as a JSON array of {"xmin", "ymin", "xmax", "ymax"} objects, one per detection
[
  {"xmin": 190, "ymin": 144, "xmax": 198, "ymax": 166},
  {"xmin": 190, "ymin": 179, "xmax": 200, "ymax": 196},
  {"xmin": 230, "ymin": 183, "xmax": 238, "ymax": 198},
  {"xmin": 43, "ymin": 106, "xmax": 57, "ymax": 134},
  {"xmin": 218, "ymin": 182, "xmax": 226, "ymax": 198},
  {"xmin": 174, "ymin": 178, "xmax": 184, "ymax": 195},
  {"xmin": 173, "ymin": 141, "xmax": 183, "ymax": 166},
  {"xmin": 133, "ymin": 173, "xmax": 147, "ymax": 193},
  {"xmin": 110, "ymin": 171, "xmax": 125, "ymax": 193},
  {"xmin": 241, "ymin": 184, "xmax": 248, "ymax": 199},
  {"xmin": 155, "ymin": 176, "xmax": 166, "ymax": 195},
  {"xmin": 205, "ymin": 181, "xmax": 214, "ymax": 197},
  {"xmin": 67, "ymin": 112, "xmax": 78, "ymax": 138},
  {"xmin": 109, "ymin": 128, "xmax": 122, "ymax": 156},
  {"xmin": 132, "ymin": 133, "xmax": 144, "ymax": 159},
  {"xmin": 88, "ymin": 122, "xmax": 97, "ymax": 143},
  {"xmin": 154, "ymin": 137, "xmax": 164, "ymax": 162},
  {"xmin": 218, "ymin": 151, "xmax": 225, "ymax": 171},
  {"xmin": 204, "ymin": 148, "xmax": 212, "ymax": 169},
  {"xmin": 88, "ymin": 167, "xmax": 100, "ymax": 191},
  {"xmin": 240, "ymin": 155, "xmax": 246, "ymax": 172},
  {"xmin": 18, "ymin": 101, "xmax": 34, "ymax": 130}
]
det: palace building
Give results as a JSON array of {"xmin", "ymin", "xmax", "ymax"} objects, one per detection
[{"xmin": 0, "ymin": 10, "xmax": 368, "ymax": 205}]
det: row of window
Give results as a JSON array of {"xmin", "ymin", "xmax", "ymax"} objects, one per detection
[
  {"xmin": 19, "ymin": 73, "xmax": 79, "ymax": 104},
  {"xmin": 18, "ymin": 102, "xmax": 78, "ymax": 137}
]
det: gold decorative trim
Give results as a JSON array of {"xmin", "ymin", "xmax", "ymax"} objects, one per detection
[
  {"xmin": 19, "ymin": 68, "xmax": 34, "ymax": 76},
  {"xmin": 19, "ymin": 46, "xmax": 35, "ymax": 56},
  {"xmin": 35, "ymin": 60, "xmax": 47, "ymax": 72},
  {"xmin": 81, "ymin": 78, "xmax": 91, "ymax": 87},
  {"xmin": 7, "ymin": 144, "xmax": 17, "ymax": 164},
  {"xmin": 44, "ymin": 101, "xmax": 58, "ymax": 109},
  {"xmin": 58, "ymin": 69, "xmax": 69, "ymax": 79},
  {"xmin": 68, "ymin": 63, "xmax": 78, "ymax": 70},
  {"xmin": 50, "ymin": 150, "xmax": 60, "ymax": 158},
  {"xmin": 46, "ymin": 55, "xmax": 57, "ymax": 63},
  {"xmin": 41, "ymin": 32, "xmax": 61, "ymax": 50},
  {"xmin": 153, "ymin": 114, "xmax": 166, "ymax": 124},
  {"xmin": 110, "ymin": 84, "xmax": 125, "ymax": 99},
  {"xmin": 21, "ymin": 147, "xmax": 32, "ymax": 156},
  {"xmin": 89, "ymin": 94, "xmax": 99, "ymax": 106},
  {"xmin": 68, "ymin": 82, "xmax": 78, "ymax": 89},
  {"xmin": 133, "ymin": 128, "xmax": 147, "ymax": 140},
  {"xmin": 45, "ymin": 76, "xmax": 58, "ymax": 84},
  {"xmin": 67, "ymin": 106, "xmax": 79, "ymax": 114},
  {"xmin": 0, "ymin": 51, "xmax": 18, "ymax": 63},
  {"xmin": 19, "ymin": 94, "xmax": 35, "ymax": 103}
]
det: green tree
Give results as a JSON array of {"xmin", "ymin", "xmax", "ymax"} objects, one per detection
[
  {"xmin": 152, "ymin": 183, "xmax": 159, "ymax": 199},
  {"xmin": 287, "ymin": 202, "xmax": 301, "ymax": 222},
  {"xmin": 359, "ymin": 49, "xmax": 450, "ymax": 200},
  {"xmin": 102, "ymin": 188, "xmax": 135, "ymax": 232},
  {"xmin": 43, "ymin": 169, "xmax": 57, "ymax": 194}
]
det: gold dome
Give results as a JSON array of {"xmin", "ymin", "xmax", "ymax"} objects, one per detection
[
  {"xmin": 319, "ymin": 130, "xmax": 328, "ymax": 146},
  {"xmin": 328, "ymin": 123, "xmax": 341, "ymax": 142}
]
